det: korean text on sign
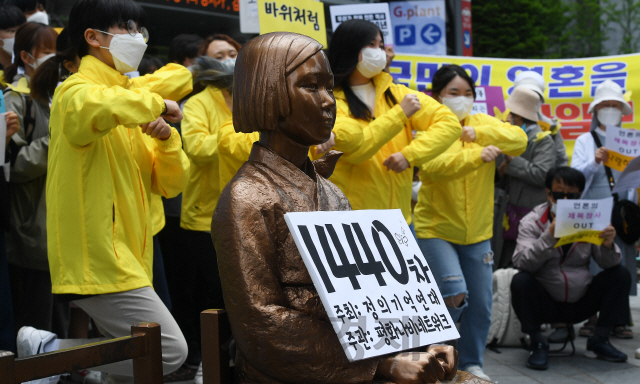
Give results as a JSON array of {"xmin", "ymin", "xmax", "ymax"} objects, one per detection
[
  {"xmin": 387, "ymin": 53, "xmax": 640, "ymax": 159},
  {"xmin": 329, "ymin": 3, "xmax": 393, "ymax": 43},
  {"xmin": 285, "ymin": 209, "xmax": 459, "ymax": 361},
  {"xmin": 258, "ymin": 0, "xmax": 326, "ymax": 46},
  {"xmin": 606, "ymin": 126, "xmax": 640, "ymax": 158},
  {"xmin": 554, "ymin": 197, "xmax": 614, "ymax": 238}
]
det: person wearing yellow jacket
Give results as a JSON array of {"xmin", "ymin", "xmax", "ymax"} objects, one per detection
[
  {"xmin": 217, "ymin": 117, "xmax": 259, "ymax": 191},
  {"xmin": 127, "ymin": 62, "xmax": 194, "ymax": 315},
  {"xmin": 179, "ymin": 54, "xmax": 236, "ymax": 376},
  {"xmin": 319, "ymin": 20, "xmax": 461, "ymax": 229},
  {"xmin": 415, "ymin": 65, "xmax": 528, "ymax": 381},
  {"xmin": 17, "ymin": 1, "xmax": 188, "ymax": 380}
]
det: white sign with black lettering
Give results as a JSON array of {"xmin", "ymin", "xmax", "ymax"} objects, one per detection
[
  {"xmin": 555, "ymin": 197, "xmax": 614, "ymax": 238},
  {"xmin": 605, "ymin": 125, "xmax": 640, "ymax": 158},
  {"xmin": 329, "ymin": 3, "xmax": 393, "ymax": 43},
  {"xmin": 284, "ymin": 209, "xmax": 459, "ymax": 361}
]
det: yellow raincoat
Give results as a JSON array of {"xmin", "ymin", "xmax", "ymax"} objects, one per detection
[
  {"xmin": 415, "ymin": 113, "xmax": 528, "ymax": 244},
  {"xmin": 217, "ymin": 119, "xmax": 316, "ymax": 194},
  {"xmin": 330, "ymin": 72, "xmax": 461, "ymax": 224},
  {"xmin": 129, "ymin": 63, "xmax": 194, "ymax": 236},
  {"xmin": 180, "ymin": 86, "xmax": 231, "ymax": 231},
  {"xmin": 217, "ymin": 118, "xmax": 259, "ymax": 192},
  {"xmin": 47, "ymin": 56, "xmax": 188, "ymax": 295}
]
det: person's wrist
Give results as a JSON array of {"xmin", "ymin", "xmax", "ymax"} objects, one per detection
[{"xmin": 162, "ymin": 101, "xmax": 168, "ymax": 115}]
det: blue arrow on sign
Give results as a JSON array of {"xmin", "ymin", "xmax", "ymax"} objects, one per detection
[
  {"xmin": 464, "ymin": 30, "xmax": 471, "ymax": 48},
  {"xmin": 420, "ymin": 24, "xmax": 442, "ymax": 45}
]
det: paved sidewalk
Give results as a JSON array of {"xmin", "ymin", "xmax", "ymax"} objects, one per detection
[
  {"xmin": 174, "ymin": 285, "xmax": 640, "ymax": 384},
  {"xmin": 483, "ymin": 287, "xmax": 640, "ymax": 384}
]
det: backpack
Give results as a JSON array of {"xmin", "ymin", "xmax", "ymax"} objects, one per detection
[{"xmin": 486, "ymin": 268, "xmax": 528, "ymax": 351}]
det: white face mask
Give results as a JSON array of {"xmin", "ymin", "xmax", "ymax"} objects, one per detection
[
  {"xmin": 597, "ymin": 107, "xmax": 622, "ymax": 127},
  {"xmin": 356, "ymin": 47, "xmax": 386, "ymax": 79},
  {"xmin": 27, "ymin": 52, "xmax": 54, "ymax": 70},
  {"xmin": 441, "ymin": 96, "xmax": 474, "ymax": 121},
  {"xmin": 1, "ymin": 38, "xmax": 14, "ymax": 55},
  {"xmin": 550, "ymin": 201, "xmax": 557, "ymax": 215},
  {"xmin": 99, "ymin": 32, "xmax": 148, "ymax": 74},
  {"xmin": 27, "ymin": 11, "xmax": 49, "ymax": 25},
  {"xmin": 221, "ymin": 57, "xmax": 236, "ymax": 70}
]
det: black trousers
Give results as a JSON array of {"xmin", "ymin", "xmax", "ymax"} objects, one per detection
[
  {"xmin": 511, "ymin": 265, "xmax": 631, "ymax": 335},
  {"xmin": 159, "ymin": 220, "xmax": 224, "ymax": 365},
  {"xmin": 9, "ymin": 264, "xmax": 70, "ymax": 338}
]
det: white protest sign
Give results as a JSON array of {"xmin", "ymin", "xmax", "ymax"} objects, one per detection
[
  {"xmin": 329, "ymin": 3, "xmax": 393, "ymax": 44},
  {"xmin": 612, "ymin": 155, "xmax": 640, "ymax": 194},
  {"xmin": 605, "ymin": 125, "xmax": 640, "ymax": 158},
  {"xmin": 284, "ymin": 209, "xmax": 459, "ymax": 362},
  {"xmin": 240, "ymin": 0, "xmax": 260, "ymax": 34},
  {"xmin": 389, "ymin": 1, "xmax": 446, "ymax": 55},
  {"xmin": 555, "ymin": 197, "xmax": 614, "ymax": 238}
]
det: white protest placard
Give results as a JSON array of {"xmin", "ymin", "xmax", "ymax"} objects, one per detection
[
  {"xmin": 329, "ymin": 3, "xmax": 393, "ymax": 44},
  {"xmin": 612, "ymin": 155, "xmax": 640, "ymax": 194},
  {"xmin": 605, "ymin": 125, "xmax": 640, "ymax": 158},
  {"xmin": 389, "ymin": 1, "xmax": 446, "ymax": 55},
  {"xmin": 284, "ymin": 209, "xmax": 459, "ymax": 362},
  {"xmin": 555, "ymin": 197, "xmax": 614, "ymax": 239},
  {"xmin": 240, "ymin": 0, "xmax": 260, "ymax": 34}
]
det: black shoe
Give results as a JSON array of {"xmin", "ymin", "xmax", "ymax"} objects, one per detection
[
  {"xmin": 527, "ymin": 341, "xmax": 549, "ymax": 370},
  {"xmin": 586, "ymin": 339, "xmax": 628, "ymax": 362}
]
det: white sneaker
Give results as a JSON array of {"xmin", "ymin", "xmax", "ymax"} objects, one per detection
[
  {"xmin": 194, "ymin": 362, "xmax": 203, "ymax": 384},
  {"xmin": 465, "ymin": 365, "xmax": 492, "ymax": 381},
  {"xmin": 635, "ymin": 347, "xmax": 640, "ymax": 359},
  {"xmin": 17, "ymin": 326, "xmax": 61, "ymax": 384}
]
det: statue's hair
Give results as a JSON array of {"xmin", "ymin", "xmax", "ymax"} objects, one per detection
[
  {"xmin": 191, "ymin": 55, "xmax": 234, "ymax": 95},
  {"xmin": 232, "ymin": 32, "xmax": 323, "ymax": 133}
]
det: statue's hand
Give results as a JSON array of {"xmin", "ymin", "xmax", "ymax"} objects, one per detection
[
  {"xmin": 427, "ymin": 345, "xmax": 459, "ymax": 381},
  {"xmin": 375, "ymin": 352, "xmax": 445, "ymax": 384}
]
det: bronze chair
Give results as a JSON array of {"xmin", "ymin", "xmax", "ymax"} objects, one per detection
[{"xmin": 0, "ymin": 322, "xmax": 163, "ymax": 384}]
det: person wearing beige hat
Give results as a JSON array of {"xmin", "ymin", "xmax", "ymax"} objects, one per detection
[
  {"xmin": 571, "ymin": 79, "xmax": 638, "ymax": 339},
  {"xmin": 513, "ymin": 71, "xmax": 568, "ymax": 167},
  {"xmin": 495, "ymin": 87, "xmax": 557, "ymax": 266}
]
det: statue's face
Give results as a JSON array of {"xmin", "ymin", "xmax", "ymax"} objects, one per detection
[{"xmin": 278, "ymin": 50, "xmax": 336, "ymax": 146}]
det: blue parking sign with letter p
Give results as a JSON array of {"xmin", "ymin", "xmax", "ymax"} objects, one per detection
[{"xmin": 395, "ymin": 25, "xmax": 415, "ymax": 46}]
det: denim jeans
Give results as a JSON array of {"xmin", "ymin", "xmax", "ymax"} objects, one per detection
[{"xmin": 417, "ymin": 238, "xmax": 493, "ymax": 370}]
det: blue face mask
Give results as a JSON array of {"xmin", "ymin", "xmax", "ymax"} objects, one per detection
[{"xmin": 521, "ymin": 123, "xmax": 527, "ymax": 132}]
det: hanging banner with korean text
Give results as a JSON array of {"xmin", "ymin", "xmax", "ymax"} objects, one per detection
[
  {"xmin": 138, "ymin": 0, "xmax": 239, "ymax": 16},
  {"xmin": 604, "ymin": 126, "xmax": 640, "ymax": 171},
  {"xmin": 329, "ymin": 3, "xmax": 393, "ymax": 45},
  {"xmin": 554, "ymin": 197, "xmax": 614, "ymax": 246},
  {"xmin": 284, "ymin": 209, "xmax": 459, "ymax": 361},
  {"xmin": 389, "ymin": 53, "xmax": 640, "ymax": 159},
  {"xmin": 258, "ymin": 0, "xmax": 327, "ymax": 46}
]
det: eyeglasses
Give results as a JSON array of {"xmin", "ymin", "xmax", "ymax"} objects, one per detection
[
  {"xmin": 95, "ymin": 19, "xmax": 149, "ymax": 43},
  {"xmin": 551, "ymin": 191, "xmax": 581, "ymax": 200}
]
